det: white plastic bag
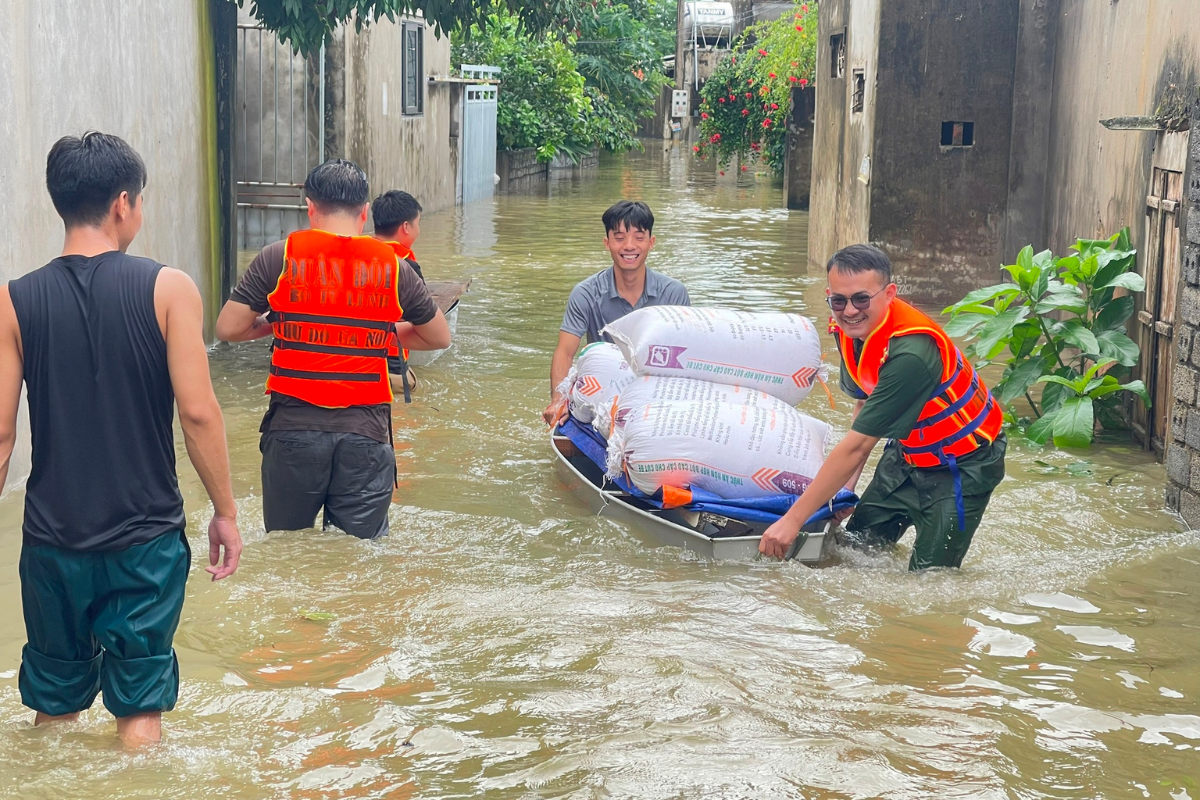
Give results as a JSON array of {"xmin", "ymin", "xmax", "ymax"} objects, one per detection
[
  {"xmin": 592, "ymin": 375, "xmax": 790, "ymax": 438},
  {"xmin": 560, "ymin": 341, "xmax": 635, "ymax": 425},
  {"xmin": 606, "ymin": 399, "xmax": 830, "ymax": 499},
  {"xmin": 602, "ymin": 306, "xmax": 827, "ymax": 405}
]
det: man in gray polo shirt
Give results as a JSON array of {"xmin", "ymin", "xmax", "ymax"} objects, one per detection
[{"xmin": 542, "ymin": 200, "xmax": 690, "ymax": 425}]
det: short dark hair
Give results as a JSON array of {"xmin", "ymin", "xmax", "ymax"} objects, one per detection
[
  {"xmin": 371, "ymin": 190, "xmax": 422, "ymax": 237},
  {"xmin": 45, "ymin": 132, "xmax": 147, "ymax": 228},
  {"xmin": 602, "ymin": 200, "xmax": 654, "ymax": 235},
  {"xmin": 304, "ymin": 159, "xmax": 369, "ymax": 215},
  {"xmin": 826, "ymin": 244, "xmax": 893, "ymax": 284}
]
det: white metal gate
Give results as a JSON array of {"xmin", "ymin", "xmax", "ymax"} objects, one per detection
[
  {"xmin": 458, "ymin": 65, "xmax": 499, "ymax": 206},
  {"xmin": 236, "ymin": 24, "xmax": 323, "ymax": 250}
]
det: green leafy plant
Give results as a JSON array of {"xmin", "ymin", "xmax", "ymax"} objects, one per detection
[
  {"xmin": 234, "ymin": 0, "xmax": 591, "ymax": 55},
  {"xmin": 944, "ymin": 228, "xmax": 1150, "ymax": 448},
  {"xmin": 694, "ymin": 1, "xmax": 817, "ymax": 174}
]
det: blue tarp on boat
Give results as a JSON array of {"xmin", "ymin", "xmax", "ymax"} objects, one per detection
[{"xmin": 558, "ymin": 416, "xmax": 857, "ymax": 527}]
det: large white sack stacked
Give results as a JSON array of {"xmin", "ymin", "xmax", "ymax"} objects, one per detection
[
  {"xmin": 592, "ymin": 375, "xmax": 790, "ymax": 439},
  {"xmin": 606, "ymin": 399, "xmax": 830, "ymax": 500},
  {"xmin": 560, "ymin": 341, "xmax": 635, "ymax": 425},
  {"xmin": 602, "ymin": 306, "xmax": 827, "ymax": 406}
]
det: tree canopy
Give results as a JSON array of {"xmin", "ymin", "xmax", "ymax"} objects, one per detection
[{"xmin": 233, "ymin": 0, "xmax": 587, "ymax": 54}]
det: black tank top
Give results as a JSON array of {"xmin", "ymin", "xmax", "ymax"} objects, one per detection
[{"xmin": 9, "ymin": 252, "xmax": 185, "ymax": 550}]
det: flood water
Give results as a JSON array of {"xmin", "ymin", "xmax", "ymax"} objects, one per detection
[{"xmin": 1, "ymin": 146, "xmax": 1198, "ymax": 799}]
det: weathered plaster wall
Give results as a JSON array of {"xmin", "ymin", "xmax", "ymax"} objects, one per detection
[
  {"xmin": 343, "ymin": 18, "xmax": 457, "ymax": 216},
  {"xmin": 0, "ymin": 0, "xmax": 217, "ymax": 493},
  {"xmin": 808, "ymin": 0, "xmax": 878, "ymax": 270},
  {"xmin": 1043, "ymin": 0, "xmax": 1200, "ymax": 254},
  {"xmin": 869, "ymin": 0, "xmax": 1019, "ymax": 305}
]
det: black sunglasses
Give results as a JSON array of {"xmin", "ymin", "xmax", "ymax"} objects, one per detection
[{"xmin": 826, "ymin": 287, "xmax": 885, "ymax": 312}]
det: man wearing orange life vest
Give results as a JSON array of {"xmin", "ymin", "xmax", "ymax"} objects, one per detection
[
  {"xmin": 371, "ymin": 190, "xmax": 425, "ymax": 401},
  {"xmin": 760, "ymin": 244, "xmax": 1006, "ymax": 570},
  {"xmin": 215, "ymin": 160, "xmax": 451, "ymax": 539}
]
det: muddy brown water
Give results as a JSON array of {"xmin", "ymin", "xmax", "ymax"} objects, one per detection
[{"xmin": 1, "ymin": 147, "xmax": 1197, "ymax": 799}]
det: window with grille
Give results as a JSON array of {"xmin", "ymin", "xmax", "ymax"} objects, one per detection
[
  {"xmin": 851, "ymin": 69, "xmax": 864, "ymax": 112},
  {"xmin": 402, "ymin": 22, "xmax": 424, "ymax": 115},
  {"xmin": 830, "ymin": 31, "xmax": 846, "ymax": 79}
]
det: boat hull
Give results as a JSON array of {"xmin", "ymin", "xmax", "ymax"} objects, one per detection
[{"xmin": 552, "ymin": 432, "xmax": 830, "ymax": 562}]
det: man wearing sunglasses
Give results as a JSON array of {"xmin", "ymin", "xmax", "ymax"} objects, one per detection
[{"xmin": 760, "ymin": 244, "xmax": 1006, "ymax": 570}]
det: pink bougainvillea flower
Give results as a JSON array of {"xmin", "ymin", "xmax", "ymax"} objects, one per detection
[
  {"xmin": 693, "ymin": 146, "xmax": 700, "ymax": 152},
  {"xmin": 799, "ymin": 78, "xmax": 808, "ymax": 87},
  {"xmin": 789, "ymin": 76, "xmax": 798, "ymax": 82},
  {"xmin": 758, "ymin": 49, "xmax": 768, "ymax": 56},
  {"xmin": 771, "ymin": 103, "xmax": 779, "ymax": 110},
  {"xmin": 796, "ymin": 25, "xmax": 804, "ymax": 32},
  {"xmin": 711, "ymin": 133, "xmax": 721, "ymax": 142},
  {"xmin": 768, "ymin": 72, "xmax": 776, "ymax": 79},
  {"xmin": 719, "ymin": 170, "xmax": 725, "ymax": 175},
  {"xmin": 801, "ymin": 3, "xmax": 809, "ymax": 11},
  {"xmin": 762, "ymin": 119, "xmax": 772, "ymax": 127},
  {"xmin": 746, "ymin": 92, "xmax": 753, "ymax": 98},
  {"xmin": 791, "ymin": 61, "xmax": 798, "ymax": 67},
  {"xmin": 741, "ymin": 165, "xmax": 748, "ymax": 171},
  {"xmin": 719, "ymin": 97, "xmax": 726, "ymax": 103},
  {"xmin": 742, "ymin": 108, "xmax": 749, "ymax": 115}
]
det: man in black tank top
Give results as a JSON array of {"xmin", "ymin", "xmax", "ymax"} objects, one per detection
[{"xmin": 0, "ymin": 132, "xmax": 243, "ymax": 747}]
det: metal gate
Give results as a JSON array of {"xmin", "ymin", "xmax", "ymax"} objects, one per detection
[
  {"xmin": 236, "ymin": 23, "xmax": 323, "ymax": 251},
  {"xmin": 458, "ymin": 65, "xmax": 499, "ymax": 206},
  {"xmin": 1132, "ymin": 164, "xmax": 1184, "ymax": 454}
]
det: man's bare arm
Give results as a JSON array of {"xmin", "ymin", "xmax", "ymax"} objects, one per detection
[
  {"xmin": 157, "ymin": 270, "xmax": 242, "ymax": 580},
  {"xmin": 542, "ymin": 331, "xmax": 582, "ymax": 425},
  {"xmin": 215, "ymin": 299, "xmax": 272, "ymax": 342},
  {"xmin": 0, "ymin": 287, "xmax": 23, "ymax": 493},
  {"xmin": 395, "ymin": 309, "xmax": 451, "ymax": 351}
]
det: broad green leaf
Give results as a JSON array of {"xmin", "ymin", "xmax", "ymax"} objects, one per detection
[
  {"xmin": 1083, "ymin": 376, "xmax": 1105, "ymax": 395},
  {"xmin": 1080, "ymin": 357, "xmax": 1116, "ymax": 384},
  {"xmin": 1058, "ymin": 321, "xmax": 1100, "ymax": 356},
  {"xmin": 1037, "ymin": 374, "xmax": 1082, "ymax": 392},
  {"xmin": 1052, "ymin": 396, "xmax": 1095, "ymax": 448},
  {"xmin": 1092, "ymin": 249, "xmax": 1137, "ymax": 291},
  {"xmin": 1008, "ymin": 321, "xmax": 1042, "ymax": 359},
  {"xmin": 1095, "ymin": 329, "xmax": 1139, "ymax": 366},
  {"xmin": 1102, "ymin": 272, "xmax": 1146, "ymax": 293},
  {"xmin": 1114, "ymin": 226, "xmax": 1133, "ymax": 252},
  {"xmin": 1120, "ymin": 379, "xmax": 1151, "ymax": 406},
  {"xmin": 1095, "ymin": 294, "xmax": 1135, "ymax": 331},
  {"xmin": 1027, "ymin": 410, "xmax": 1057, "ymax": 444},
  {"xmin": 1032, "ymin": 249, "xmax": 1055, "ymax": 270},
  {"xmin": 974, "ymin": 307, "xmax": 1030, "ymax": 360},
  {"xmin": 1040, "ymin": 375, "xmax": 1072, "ymax": 413},
  {"xmin": 997, "ymin": 355, "xmax": 1050, "ymax": 404},
  {"xmin": 944, "ymin": 283, "xmax": 1018, "ymax": 314},
  {"xmin": 1034, "ymin": 288, "xmax": 1088, "ymax": 315},
  {"xmin": 1079, "ymin": 253, "xmax": 1100, "ymax": 281},
  {"xmin": 943, "ymin": 311, "xmax": 992, "ymax": 339}
]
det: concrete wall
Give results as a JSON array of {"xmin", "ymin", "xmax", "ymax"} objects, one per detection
[
  {"xmin": 808, "ymin": 0, "xmax": 878, "ymax": 270},
  {"xmin": 0, "ymin": 0, "xmax": 219, "ymax": 493},
  {"xmin": 1043, "ymin": 0, "xmax": 1200, "ymax": 255},
  {"xmin": 869, "ymin": 0, "xmax": 1020, "ymax": 304},
  {"xmin": 783, "ymin": 86, "xmax": 816, "ymax": 210},
  {"xmin": 343, "ymin": 18, "xmax": 457, "ymax": 217}
]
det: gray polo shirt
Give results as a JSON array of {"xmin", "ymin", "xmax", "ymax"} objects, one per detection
[{"xmin": 560, "ymin": 267, "xmax": 691, "ymax": 343}]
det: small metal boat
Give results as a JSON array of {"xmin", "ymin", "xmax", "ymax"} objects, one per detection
[
  {"xmin": 408, "ymin": 280, "xmax": 470, "ymax": 367},
  {"xmin": 552, "ymin": 431, "xmax": 831, "ymax": 562}
]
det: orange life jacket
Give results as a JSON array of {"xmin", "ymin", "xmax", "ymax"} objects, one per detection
[
  {"xmin": 382, "ymin": 241, "xmax": 413, "ymax": 362},
  {"xmin": 266, "ymin": 229, "xmax": 403, "ymax": 407},
  {"xmin": 836, "ymin": 299, "xmax": 1003, "ymax": 528}
]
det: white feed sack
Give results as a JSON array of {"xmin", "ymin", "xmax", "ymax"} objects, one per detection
[
  {"xmin": 602, "ymin": 306, "xmax": 828, "ymax": 406},
  {"xmin": 592, "ymin": 375, "xmax": 791, "ymax": 439},
  {"xmin": 560, "ymin": 341, "xmax": 635, "ymax": 425},
  {"xmin": 607, "ymin": 399, "xmax": 831, "ymax": 500}
]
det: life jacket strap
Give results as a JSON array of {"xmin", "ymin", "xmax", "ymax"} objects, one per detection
[
  {"xmin": 269, "ymin": 365, "xmax": 384, "ymax": 383},
  {"xmin": 902, "ymin": 394, "xmax": 996, "ymax": 456},
  {"xmin": 269, "ymin": 310, "xmax": 394, "ymax": 332},
  {"xmin": 272, "ymin": 340, "xmax": 388, "ymax": 358},
  {"xmin": 914, "ymin": 373, "xmax": 984, "ymax": 430}
]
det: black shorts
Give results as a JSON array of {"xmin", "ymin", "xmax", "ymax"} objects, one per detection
[{"xmin": 260, "ymin": 430, "xmax": 395, "ymax": 539}]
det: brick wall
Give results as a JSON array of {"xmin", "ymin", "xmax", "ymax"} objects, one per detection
[{"xmin": 1164, "ymin": 109, "xmax": 1200, "ymax": 526}]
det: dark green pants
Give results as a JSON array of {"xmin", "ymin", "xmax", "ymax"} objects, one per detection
[
  {"xmin": 19, "ymin": 530, "xmax": 190, "ymax": 718},
  {"xmin": 844, "ymin": 441, "xmax": 1002, "ymax": 571}
]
